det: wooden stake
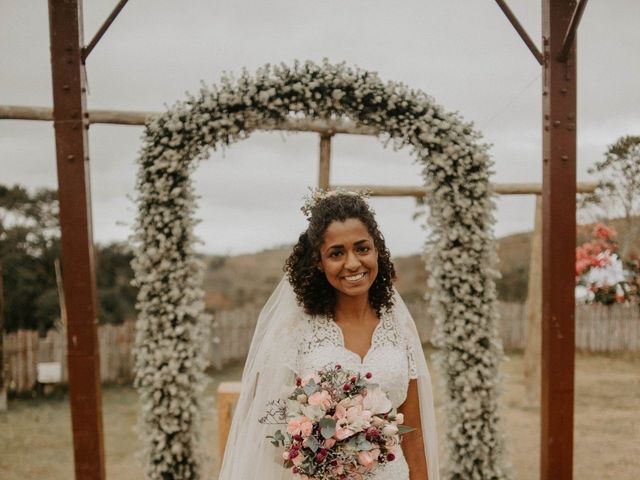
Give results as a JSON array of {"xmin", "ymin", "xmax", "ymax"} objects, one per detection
[
  {"xmin": 318, "ymin": 134, "xmax": 332, "ymax": 189},
  {"xmin": 524, "ymin": 195, "xmax": 542, "ymax": 407},
  {"xmin": 217, "ymin": 382, "xmax": 242, "ymax": 462},
  {"xmin": 0, "ymin": 262, "xmax": 6, "ymax": 412},
  {"xmin": 54, "ymin": 259, "xmax": 68, "ymax": 331}
]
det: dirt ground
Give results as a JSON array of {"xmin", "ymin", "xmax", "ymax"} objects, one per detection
[{"xmin": 1, "ymin": 349, "xmax": 638, "ymax": 480}]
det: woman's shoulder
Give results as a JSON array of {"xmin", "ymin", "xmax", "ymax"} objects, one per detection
[
  {"xmin": 383, "ymin": 305, "xmax": 417, "ymax": 343},
  {"xmin": 292, "ymin": 311, "xmax": 313, "ymax": 336}
]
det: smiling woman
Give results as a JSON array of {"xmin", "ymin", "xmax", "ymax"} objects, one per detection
[
  {"xmin": 217, "ymin": 190, "xmax": 439, "ymax": 479},
  {"xmin": 319, "ymin": 219, "xmax": 379, "ymax": 300},
  {"xmin": 284, "ymin": 192, "xmax": 396, "ymax": 320}
]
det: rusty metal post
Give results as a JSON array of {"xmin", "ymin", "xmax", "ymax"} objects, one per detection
[
  {"xmin": 47, "ymin": 1, "xmax": 105, "ymax": 479},
  {"xmin": 318, "ymin": 133, "xmax": 332, "ymax": 189},
  {"xmin": 541, "ymin": 1, "xmax": 577, "ymax": 479}
]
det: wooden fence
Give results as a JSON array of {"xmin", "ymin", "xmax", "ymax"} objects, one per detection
[{"xmin": 3, "ymin": 302, "xmax": 639, "ymax": 393}]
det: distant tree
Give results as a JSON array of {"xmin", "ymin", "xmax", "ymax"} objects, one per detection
[
  {"xmin": 495, "ymin": 265, "xmax": 528, "ymax": 303},
  {"xmin": 95, "ymin": 242, "xmax": 137, "ymax": 325},
  {"xmin": 580, "ymin": 135, "xmax": 640, "ymax": 257},
  {"xmin": 0, "ymin": 184, "xmax": 137, "ymax": 332},
  {"xmin": 0, "ymin": 185, "xmax": 60, "ymax": 333}
]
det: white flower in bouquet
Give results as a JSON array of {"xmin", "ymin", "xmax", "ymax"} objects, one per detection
[{"xmin": 362, "ymin": 386, "xmax": 393, "ymax": 415}]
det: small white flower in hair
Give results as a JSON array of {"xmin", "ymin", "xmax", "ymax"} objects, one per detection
[{"xmin": 300, "ymin": 187, "xmax": 371, "ymax": 219}]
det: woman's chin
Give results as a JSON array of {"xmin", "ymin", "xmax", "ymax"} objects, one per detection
[{"xmin": 337, "ymin": 279, "xmax": 374, "ymax": 296}]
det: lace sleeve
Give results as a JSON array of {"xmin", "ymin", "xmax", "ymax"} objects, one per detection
[
  {"xmin": 406, "ymin": 339, "xmax": 419, "ymax": 379},
  {"xmin": 293, "ymin": 317, "xmax": 310, "ymax": 376},
  {"xmin": 393, "ymin": 313, "xmax": 422, "ymax": 379},
  {"xmin": 393, "ymin": 308, "xmax": 419, "ymax": 379}
]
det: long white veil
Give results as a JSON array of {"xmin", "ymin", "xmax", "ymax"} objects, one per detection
[{"xmin": 218, "ymin": 275, "xmax": 439, "ymax": 480}]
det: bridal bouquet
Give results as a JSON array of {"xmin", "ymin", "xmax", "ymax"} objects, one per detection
[{"xmin": 259, "ymin": 364, "xmax": 415, "ymax": 479}]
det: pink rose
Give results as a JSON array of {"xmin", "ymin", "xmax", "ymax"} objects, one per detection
[
  {"xmin": 287, "ymin": 416, "xmax": 313, "ymax": 436},
  {"xmin": 357, "ymin": 449, "xmax": 380, "ymax": 468},
  {"xmin": 323, "ymin": 438, "xmax": 336, "ymax": 449},
  {"xmin": 300, "ymin": 419, "xmax": 314, "ymax": 437},
  {"xmin": 287, "ymin": 417, "xmax": 302, "ymax": 435},
  {"xmin": 308, "ymin": 390, "xmax": 332, "ymax": 410},
  {"xmin": 335, "ymin": 420, "xmax": 356, "ymax": 440},
  {"xmin": 334, "ymin": 404, "xmax": 348, "ymax": 419}
]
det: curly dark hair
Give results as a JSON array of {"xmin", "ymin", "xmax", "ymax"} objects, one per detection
[{"xmin": 284, "ymin": 193, "xmax": 396, "ymax": 318}]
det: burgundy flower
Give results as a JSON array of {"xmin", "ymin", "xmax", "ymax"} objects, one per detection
[{"xmin": 365, "ymin": 427, "xmax": 380, "ymax": 441}]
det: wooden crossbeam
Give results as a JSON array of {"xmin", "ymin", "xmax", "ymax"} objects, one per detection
[
  {"xmin": 0, "ymin": 105, "xmax": 377, "ymax": 135},
  {"xmin": 331, "ymin": 182, "xmax": 597, "ymax": 196}
]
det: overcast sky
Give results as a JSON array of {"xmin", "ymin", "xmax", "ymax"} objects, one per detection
[{"xmin": 1, "ymin": 1, "xmax": 639, "ymax": 256}]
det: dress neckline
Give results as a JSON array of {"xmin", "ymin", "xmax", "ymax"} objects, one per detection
[{"xmin": 329, "ymin": 311, "xmax": 386, "ymax": 365}]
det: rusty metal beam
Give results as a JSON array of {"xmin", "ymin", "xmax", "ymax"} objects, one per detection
[
  {"xmin": 48, "ymin": 1, "xmax": 105, "ymax": 479},
  {"xmin": 541, "ymin": 1, "xmax": 576, "ymax": 478},
  {"xmin": 558, "ymin": 0, "xmax": 589, "ymax": 62},
  {"xmin": 331, "ymin": 182, "xmax": 597, "ymax": 196},
  {"xmin": 81, "ymin": 0, "xmax": 129, "ymax": 62},
  {"xmin": 494, "ymin": 0, "xmax": 544, "ymax": 65}
]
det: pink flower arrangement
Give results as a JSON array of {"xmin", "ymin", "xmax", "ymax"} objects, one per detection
[
  {"xmin": 592, "ymin": 223, "xmax": 617, "ymax": 241},
  {"xmin": 575, "ymin": 223, "xmax": 635, "ymax": 305},
  {"xmin": 263, "ymin": 364, "xmax": 415, "ymax": 479}
]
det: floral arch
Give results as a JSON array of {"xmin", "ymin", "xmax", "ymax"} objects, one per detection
[{"xmin": 132, "ymin": 60, "xmax": 509, "ymax": 479}]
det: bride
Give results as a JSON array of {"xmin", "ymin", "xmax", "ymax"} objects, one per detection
[{"xmin": 218, "ymin": 190, "xmax": 439, "ymax": 480}]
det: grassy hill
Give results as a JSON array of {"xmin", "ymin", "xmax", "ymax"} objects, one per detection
[
  {"xmin": 203, "ymin": 215, "xmax": 639, "ymax": 311},
  {"xmin": 202, "ymin": 237, "xmax": 526, "ymax": 312}
]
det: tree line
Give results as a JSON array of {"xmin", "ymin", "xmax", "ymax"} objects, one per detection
[
  {"xmin": 0, "ymin": 184, "xmax": 136, "ymax": 334},
  {"xmin": 1, "ymin": 134, "xmax": 638, "ymax": 331}
]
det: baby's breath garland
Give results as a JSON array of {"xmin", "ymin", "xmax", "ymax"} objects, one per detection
[{"xmin": 131, "ymin": 59, "xmax": 510, "ymax": 479}]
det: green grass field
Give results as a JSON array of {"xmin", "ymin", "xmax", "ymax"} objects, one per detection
[{"xmin": 1, "ymin": 349, "xmax": 638, "ymax": 479}]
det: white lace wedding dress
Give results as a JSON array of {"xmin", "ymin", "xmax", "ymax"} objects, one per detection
[
  {"xmin": 218, "ymin": 278, "xmax": 438, "ymax": 480},
  {"xmin": 294, "ymin": 309, "xmax": 418, "ymax": 480}
]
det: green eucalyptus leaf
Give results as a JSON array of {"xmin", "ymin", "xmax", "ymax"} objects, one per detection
[
  {"xmin": 397, "ymin": 425, "xmax": 417, "ymax": 435},
  {"xmin": 319, "ymin": 417, "xmax": 336, "ymax": 439}
]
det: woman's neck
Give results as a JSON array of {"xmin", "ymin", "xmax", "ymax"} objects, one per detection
[{"xmin": 334, "ymin": 293, "xmax": 375, "ymax": 324}]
